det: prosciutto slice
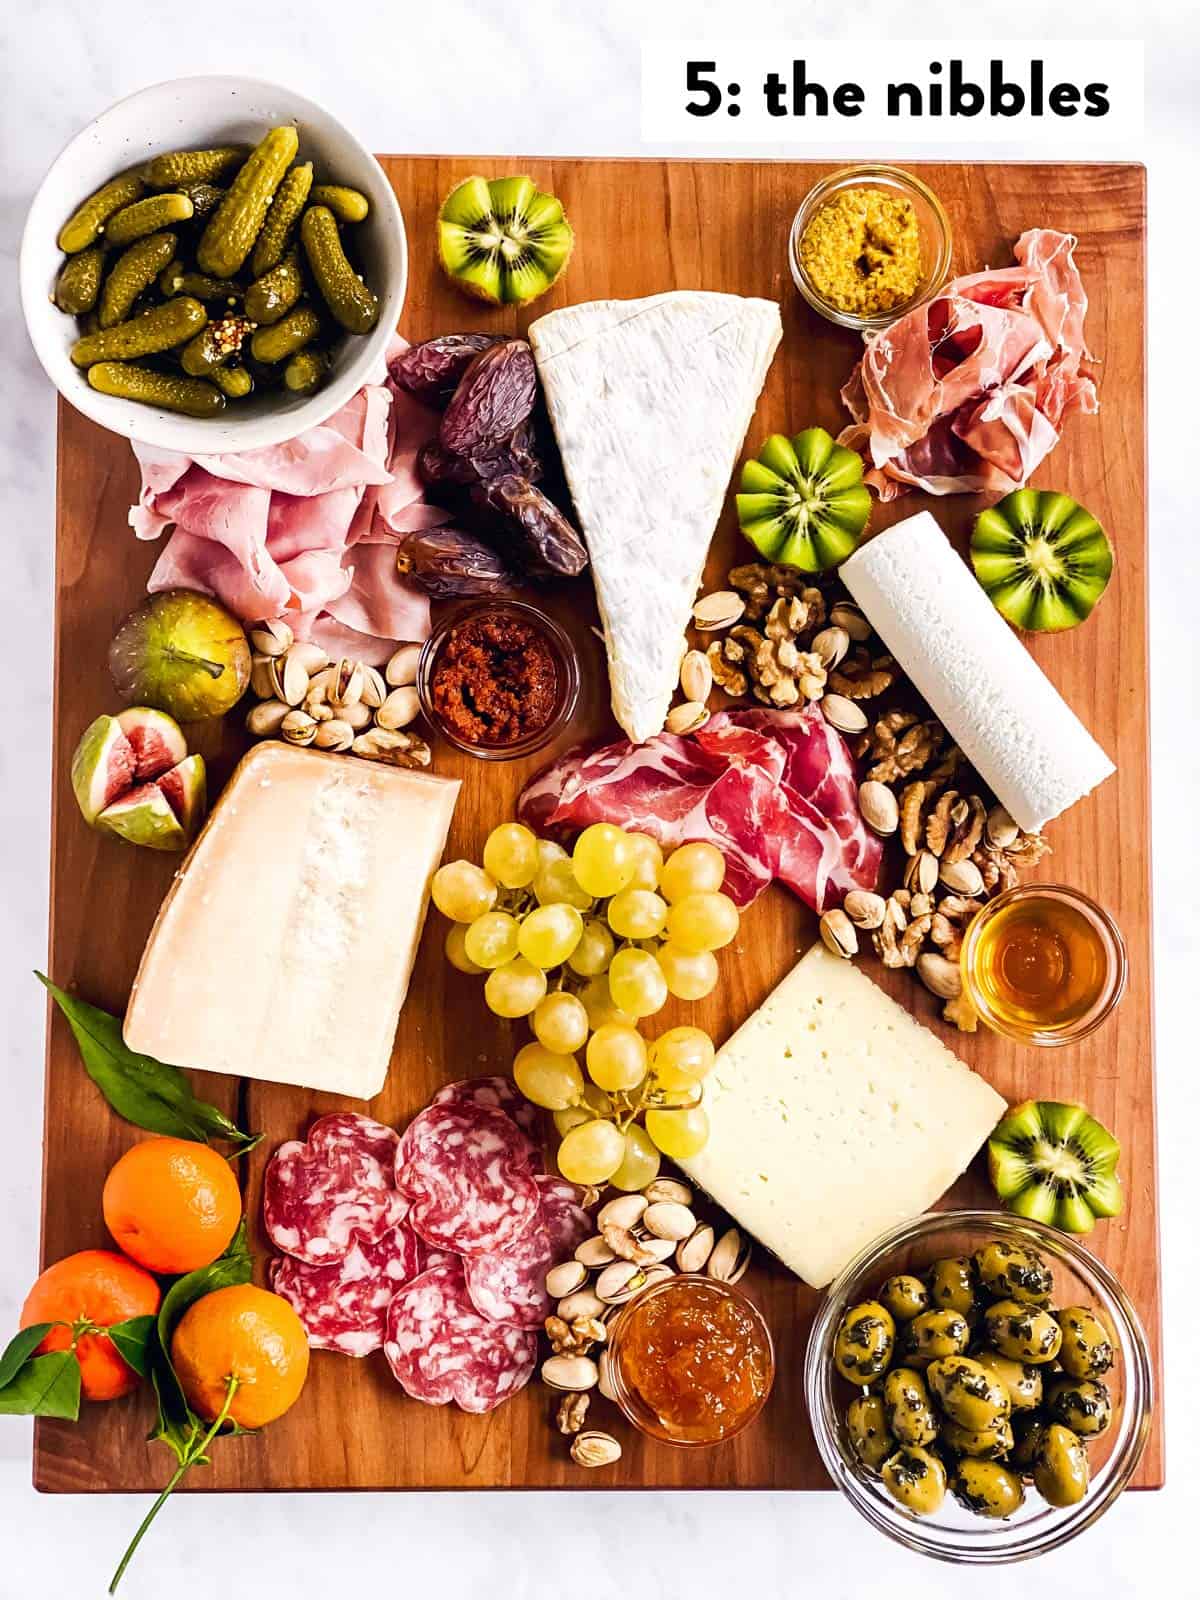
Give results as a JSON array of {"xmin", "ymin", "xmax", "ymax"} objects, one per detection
[
  {"xmin": 518, "ymin": 707, "xmax": 880, "ymax": 911},
  {"xmin": 839, "ymin": 229, "xmax": 1097, "ymax": 500},
  {"xmin": 127, "ymin": 340, "xmax": 446, "ymax": 660}
]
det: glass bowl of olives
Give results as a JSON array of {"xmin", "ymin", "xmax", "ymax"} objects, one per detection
[{"xmin": 804, "ymin": 1211, "xmax": 1152, "ymax": 1563}]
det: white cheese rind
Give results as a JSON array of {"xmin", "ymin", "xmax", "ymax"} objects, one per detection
[
  {"xmin": 840, "ymin": 511, "xmax": 1114, "ymax": 833},
  {"xmin": 680, "ymin": 944, "xmax": 1006, "ymax": 1289},
  {"xmin": 530, "ymin": 292, "xmax": 782, "ymax": 744},
  {"xmin": 124, "ymin": 743, "xmax": 460, "ymax": 1100}
]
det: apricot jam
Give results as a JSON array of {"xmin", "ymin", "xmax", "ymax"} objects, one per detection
[{"xmin": 611, "ymin": 1278, "xmax": 774, "ymax": 1445}]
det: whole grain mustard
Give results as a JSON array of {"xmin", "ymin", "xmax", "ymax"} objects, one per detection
[{"xmin": 799, "ymin": 187, "xmax": 922, "ymax": 317}]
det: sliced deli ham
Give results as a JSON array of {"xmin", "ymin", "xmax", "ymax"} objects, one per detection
[
  {"xmin": 270, "ymin": 1222, "xmax": 426, "ymax": 1357},
  {"xmin": 264, "ymin": 1113, "xmax": 399, "ymax": 1265},
  {"xmin": 518, "ymin": 707, "xmax": 881, "ymax": 911},
  {"xmin": 395, "ymin": 1102, "xmax": 540, "ymax": 1258},
  {"xmin": 384, "ymin": 1258, "xmax": 538, "ymax": 1412},
  {"xmin": 465, "ymin": 1174, "xmax": 591, "ymax": 1329}
]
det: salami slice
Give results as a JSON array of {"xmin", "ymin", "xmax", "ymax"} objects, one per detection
[
  {"xmin": 264, "ymin": 1113, "xmax": 397, "ymax": 1265},
  {"xmin": 465, "ymin": 1174, "xmax": 592, "ymax": 1328},
  {"xmin": 270, "ymin": 1220, "xmax": 425, "ymax": 1357},
  {"xmin": 306, "ymin": 1111, "xmax": 400, "ymax": 1171},
  {"xmin": 395, "ymin": 1102, "xmax": 540, "ymax": 1258},
  {"xmin": 384, "ymin": 1258, "xmax": 537, "ymax": 1413},
  {"xmin": 432, "ymin": 1074, "xmax": 544, "ymax": 1147}
]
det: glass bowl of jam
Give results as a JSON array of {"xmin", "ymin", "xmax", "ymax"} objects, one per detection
[
  {"xmin": 417, "ymin": 599, "xmax": 580, "ymax": 761},
  {"xmin": 959, "ymin": 884, "xmax": 1128, "ymax": 1047},
  {"xmin": 606, "ymin": 1274, "xmax": 774, "ymax": 1447}
]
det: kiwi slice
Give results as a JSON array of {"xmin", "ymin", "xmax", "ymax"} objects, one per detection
[
  {"xmin": 988, "ymin": 1100, "xmax": 1123, "ymax": 1235},
  {"xmin": 971, "ymin": 489, "xmax": 1113, "ymax": 632},
  {"xmin": 437, "ymin": 175, "xmax": 574, "ymax": 306},
  {"xmin": 735, "ymin": 428, "xmax": 871, "ymax": 572}
]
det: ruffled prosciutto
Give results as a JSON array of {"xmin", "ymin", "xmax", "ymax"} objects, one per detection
[
  {"xmin": 518, "ymin": 707, "xmax": 881, "ymax": 911},
  {"xmin": 839, "ymin": 229, "xmax": 1097, "ymax": 500},
  {"xmin": 128, "ymin": 340, "xmax": 448, "ymax": 661}
]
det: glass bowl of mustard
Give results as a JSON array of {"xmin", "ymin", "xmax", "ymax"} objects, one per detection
[
  {"xmin": 416, "ymin": 599, "xmax": 580, "ymax": 762},
  {"xmin": 606, "ymin": 1274, "xmax": 775, "ymax": 1446},
  {"xmin": 789, "ymin": 164, "xmax": 952, "ymax": 333}
]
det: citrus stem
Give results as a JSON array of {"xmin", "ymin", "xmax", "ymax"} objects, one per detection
[{"xmin": 108, "ymin": 1376, "xmax": 238, "ymax": 1594}]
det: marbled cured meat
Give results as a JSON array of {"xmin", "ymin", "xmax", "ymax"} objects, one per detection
[
  {"xmin": 465, "ymin": 1174, "xmax": 592, "ymax": 1329},
  {"xmin": 270, "ymin": 1221, "xmax": 426, "ymax": 1357},
  {"xmin": 264, "ymin": 1113, "xmax": 399, "ymax": 1266},
  {"xmin": 395, "ymin": 1102, "xmax": 540, "ymax": 1258},
  {"xmin": 431, "ymin": 1074, "xmax": 544, "ymax": 1149}
]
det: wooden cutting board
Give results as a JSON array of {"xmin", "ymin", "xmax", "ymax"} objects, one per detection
[{"xmin": 37, "ymin": 156, "xmax": 1159, "ymax": 1493}]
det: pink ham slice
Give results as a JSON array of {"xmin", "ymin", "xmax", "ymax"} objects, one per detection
[
  {"xmin": 518, "ymin": 707, "xmax": 881, "ymax": 911},
  {"xmin": 839, "ymin": 229, "xmax": 1097, "ymax": 499}
]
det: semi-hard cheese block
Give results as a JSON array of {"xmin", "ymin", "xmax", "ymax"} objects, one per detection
[
  {"xmin": 680, "ymin": 944, "xmax": 1006, "ymax": 1288},
  {"xmin": 841, "ymin": 511, "xmax": 1114, "ymax": 833},
  {"xmin": 124, "ymin": 743, "xmax": 460, "ymax": 1100}
]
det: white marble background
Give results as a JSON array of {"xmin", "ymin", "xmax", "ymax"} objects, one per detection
[{"xmin": 1, "ymin": 3, "xmax": 1196, "ymax": 1595}]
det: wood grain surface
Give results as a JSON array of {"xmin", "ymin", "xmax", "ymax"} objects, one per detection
[{"xmin": 36, "ymin": 157, "xmax": 1158, "ymax": 1493}]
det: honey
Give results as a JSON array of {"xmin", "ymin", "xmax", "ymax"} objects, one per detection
[{"xmin": 961, "ymin": 885, "xmax": 1127, "ymax": 1046}]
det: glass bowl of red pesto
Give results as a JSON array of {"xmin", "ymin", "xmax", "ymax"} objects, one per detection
[{"xmin": 416, "ymin": 599, "xmax": 581, "ymax": 761}]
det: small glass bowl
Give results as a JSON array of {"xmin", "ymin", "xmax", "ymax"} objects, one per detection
[
  {"xmin": 959, "ymin": 884, "xmax": 1128, "ymax": 1047},
  {"xmin": 788, "ymin": 164, "xmax": 952, "ymax": 333},
  {"xmin": 416, "ymin": 599, "xmax": 580, "ymax": 762},
  {"xmin": 607, "ymin": 1275, "xmax": 775, "ymax": 1447},
  {"xmin": 805, "ymin": 1210, "xmax": 1153, "ymax": 1564}
]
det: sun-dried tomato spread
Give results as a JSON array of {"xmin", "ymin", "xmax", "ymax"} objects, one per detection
[{"xmin": 430, "ymin": 611, "xmax": 558, "ymax": 747}]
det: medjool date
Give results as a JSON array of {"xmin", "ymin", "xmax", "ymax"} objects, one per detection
[
  {"xmin": 390, "ymin": 333, "xmax": 506, "ymax": 407},
  {"xmin": 419, "ymin": 417, "xmax": 544, "ymax": 489},
  {"xmin": 394, "ymin": 527, "xmax": 517, "ymax": 598},
  {"xmin": 470, "ymin": 475, "xmax": 588, "ymax": 581},
  {"xmin": 441, "ymin": 340, "xmax": 537, "ymax": 455}
]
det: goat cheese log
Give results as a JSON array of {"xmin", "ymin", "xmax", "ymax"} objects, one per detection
[{"xmin": 841, "ymin": 511, "xmax": 1114, "ymax": 833}]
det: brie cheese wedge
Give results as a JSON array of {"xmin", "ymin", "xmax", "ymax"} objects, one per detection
[{"xmin": 530, "ymin": 291, "xmax": 782, "ymax": 743}]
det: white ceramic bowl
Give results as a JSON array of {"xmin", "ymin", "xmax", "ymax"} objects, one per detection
[{"xmin": 20, "ymin": 75, "xmax": 407, "ymax": 453}]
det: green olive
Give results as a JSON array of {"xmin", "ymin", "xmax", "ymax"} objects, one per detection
[
  {"xmin": 940, "ymin": 1416, "xmax": 1015, "ymax": 1460},
  {"xmin": 927, "ymin": 1355, "xmax": 1011, "ymax": 1430},
  {"xmin": 952, "ymin": 1457, "xmax": 1026, "ymax": 1519},
  {"xmin": 974, "ymin": 1350, "xmax": 1043, "ymax": 1412},
  {"xmin": 1047, "ymin": 1377, "xmax": 1112, "ymax": 1438},
  {"xmin": 983, "ymin": 1300, "xmax": 1063, "ymax": 1364},
  {"xmin": 1033, "ymin": 1422, "xmax": 1089, "ymax": 1506},
  {"xmin": 904, "ymin": 1309, "xmax": 971, "ymax": 1367},
  {"xmin": 879, "ymin": 1273, "xmax": 930, "ymax": 1322},
  {"xmin": 847, "ymin": 1393, "xmax": 892, "ymax": 1472},
  {"xmin": 1010, "ymin": 1415, "xmax": 1049, "ymax": 1473},
  {"xmin": 928, "ymin": 1256, "xmax": 978, "ymax": 1318},
  {"xmin": 882, "ymin": 1367, "xmax": 938, "ymax": 1447},
  {"xmin": 880, "ymin": 1446, "xmax": 947, "ymax": 1516},
  {"xmin": 833, "ymin": 1301, "xmax": 895, "ymax": 1384},
  {"xmin": 974, "ymin": 1241, "xmax": 1053, "ymax": 1305},
  {"xmin": 1056, "ymin": 1306, "xmax": 1115, "ymax": 1379}
]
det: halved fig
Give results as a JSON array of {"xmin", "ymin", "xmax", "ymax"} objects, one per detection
[
  {"xmin": 96, "ymin": 782, "xmax": 187, "ymax": 852},
  {"xmin": 157, "ymin": 753, "xmax": 207, "ymax": 841},
  {"xmin": 971, "ymin": 489, "xmax": 1113, "ymax": 632},
  {"xmin": 116, "ymin": 706, "xmax": 187, "ymax": 781},
  {"xmin": 70, "ymin": 714, "xmax": 135, "ymax": 825},
  {"xmin": 736, "ymin": 428, "xmax": 871, "ymax": 571}
]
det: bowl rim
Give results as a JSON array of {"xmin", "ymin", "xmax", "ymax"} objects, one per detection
[
  {"xmin": 19, "ymin": 72, "xmax": 407, "ymax": 453},
  {"xmin": 804, "ymin": 1209, "xmax": 1153, "ymax": 1563}
]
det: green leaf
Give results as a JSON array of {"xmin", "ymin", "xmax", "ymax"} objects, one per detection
[
  {"xmin": 147, "ymin": 1367, "xmax": 209, "ymax": 1469},
  {"xmin": 0, "ymin": 1351, "xmax": 81, "ymax": 1418},
  {"xmin": 36, "ymin": 974, "xmax": 261, "ymax": 1154},
  {"xmin": 108, "ymin": 1315, "xmax": 156, "ymax": 1378},
  {"xmin": 0, "ymin": 1324, "xmax": 54, "ymax": 1390}
]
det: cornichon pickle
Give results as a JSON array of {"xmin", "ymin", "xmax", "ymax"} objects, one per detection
[
  {"xmin": 143, "ymin": 145, "xmax": 247, "ymax": 188},
  {"xmin": 197, "ymin": 125, "xmax": 300, "ymax": 278},
  {"xmin": 211, "ymin": 364, "xmax": 253, "ymax": 399},
  {"xmin": 160, "ymin": 263, "xmax": 242, "ymax": 304},
  {"xmin": 87, "ymin": 361, "xmax": 225, "ymax": 417},
  {"xmin": 54, "ymin": 247, "xmax": 104, "ymax": 314},
  {"xmin": 309, "ymin": 183, "xmax": 369, "ymax": 223},
  {"xmin": 71, "ymin": 297, "xmax": 207, "ymax": 366},
  {"xmin": 104, "ymin": 193, "xmax": 194, "ymax": 248},
  {"xmin": 58, "ymin": 170, "xmax": 144, "ymax": 252},
  {"xmin": 98, "ymin": 231, "xmax": 177, "ymax": 328},
  {"xmin": 250, "ymin": 161, "xmax": 313, "ymax": 277},
  {"xmin": 250, "ymin": 305, "xmax": 320, "ymax": 364},
  {"xmin": 244, "ymin": 250, "xmax": 303, "ymax": 324},
  {"xmin": 300, "ymin": 205, "xmax": 378, "ymax": 333},
  {"xmin": 283, "ymin": 347, "xmax": 328, "ymax": 395},
  {"xmin": 181, "ymin": 313, "xmax": 254, "ymax": 376},
  {"xmin": 180, "ymin": 182, "xmax": 226, "ymax": 221}
]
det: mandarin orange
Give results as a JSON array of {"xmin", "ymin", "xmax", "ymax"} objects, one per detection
[
  {"xmin": 170, "ymin": 1284, "xmax": 309, "ymax": 1429},
  {"xmin": 20, "ymin": 1248, "xmax": 161, "ymax": 1401},
  {"xmin": 102, "ymin": 1137, "xmax": 241, "ymax": 1274}
]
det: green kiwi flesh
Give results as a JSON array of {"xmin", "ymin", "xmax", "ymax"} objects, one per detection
[
  {"xmin": 971, "ymin": 488, "xmax": 1113, "ymax": 633},
  {"xmin": 736, "ymin": 427, "xmax": 871, "ymax": 572},
  {"xmin": 988, "ymin": 1100, "xmax": 1123, "ymax": 1234},
  {"xmin": 437, "ymin": 175, "xmax": 574, "ymax": 306}
]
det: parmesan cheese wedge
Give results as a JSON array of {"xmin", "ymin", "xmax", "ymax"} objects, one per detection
[
  {"xmin": 530, "ymin": 291, "xmax": 782, "ymax": 744},
  {"xmin": 680, "ymin": 944, "xmax": 1006, "ymax": 1288},
  {"xmin": 124, "ymin": 743, "xmax": 459, "ymax": 1100}
]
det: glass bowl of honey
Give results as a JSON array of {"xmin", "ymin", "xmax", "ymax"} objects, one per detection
[
  {"xmin": 959, "ymin": 884, "xmax": 1128, "ymax": 1047},
  {"xmin": 606, "ymin": 1275, "xmax": 774, "ymax": 1446}
]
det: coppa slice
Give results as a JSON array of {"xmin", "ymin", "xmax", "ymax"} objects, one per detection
[
  {"xmin": 270, "ymin": 1223, "xmax": 426, "ymax": 1357},
  {"xmin": 529, "ymin": 291, "xmax": 782, "ymax": 743},
  {"xmin": 395, "ymin": 1102, "xmax": 540, "ymax": 1258},
  {"xmin": 383, "ymin": 1258, "xmax": 538, "ymax": 1412},
  {"xmin": 264, "ymin": 1114, "xmax": 399, "ymax": 1265},
  {"xmin": 465, "ymin": 1174, "xmax": 591, "ymax": 1328}
]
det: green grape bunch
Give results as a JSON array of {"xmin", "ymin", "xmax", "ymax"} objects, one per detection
[{"xmin": 430, "ymin": 822, "xmax": 742, "ymax": 1189}]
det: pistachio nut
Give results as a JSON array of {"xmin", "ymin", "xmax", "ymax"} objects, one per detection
[
  {"xmin": 352, "ymin": 728, "xmax": 432, "ymax": 767},
  {"xmin": 939, "ymin": 857, "xmax": 985, "ymax": 897},
  {"xmin": 271, "ymin": 651, "xmax": 310, "ymax": 708},
  {"xmin": 811, "ymin": 624, "xmax": 851, "ymax": 671},
  {"xmin": 313, "ymin": 717, "xmax": 355, "ymax": 752},
  {"xmin": 706, "ymin": 1227, "xmax": 750, "ymax": 1285},
  {"xmin": 330, "ymin": 658, "xmax": 365, "ymax": 708},
  {"xmin": 844, "ymin": 889, "xmax": 887, "ymax": 930},
  {"xmin": 248, "ymin": 618, "xmax": 293, "ymax": 657},
  {"xmin": 249, "ymin": 654, "xmax": 277, "ymax": 701},
  {"xmin": 820, "ymin": 908, "xmax": 858, "ymax": 960},
  {"xmin": 386, "ymin": 642, "xmax": 422, "ymax": 687},
  {"xmin": 986, "ymin": 804, "xmax": 1019, "ymax": 850},
  {"xmin": 598, "ymin": 1194, "xmax": 648, "ymax": 1231},
  {"xmin": 280, "ymin": 708, "xmax": 318, "ymax": 746},
  {"xmin": 666, "ymin": 701, "xmax": 710, "ymax": 736},
  {"xmin": 595, "ymin": 1261, "xmax": 646, "ymax": 1304},
  {"xmin": 905, "ymin": 850, "xmax": 939, "ymax": 896},
  {"xmin": 692, "ymin": 590, "xmax": 745, "ymax": 630},
  {"xmin": 359, "ymin": 664, "xmax": 387, "ymax": 710},
  {"xmin": 546, "ymin": 1260, "xmax": 588, "ymax": 1300},
  {"xmin": 830, "ymin": 600, "xmax": 871, "ymax": 642},
  {"xmin": 245, "ymin": 698, "xmax": 290, "ymax": 736},
  {"xmin": 541, "ymin": 1354, "xmax": 599, "ymax": 1392},
  {"xmin": 557, "ymin": 1288, "xmax": 606, "ymax": 1322},
  {"xmin": 679, "ymin": 649, "xmax": 713, "ymax": 704},
  {"xmin": 676, "ymin": 1223, "xmax": 716, "ymax": 1274},
  {"xmin": 575, "ymin": 1234, "xmax": 617, "ymax": 1269},
  {"xmin": 305, "ymin": 666, "xmax": 336, "ymax": 705},
  {"xmin": 376, "ymin": 686, "xmax": 420, "ymax": 731},
  {"xmin": 642, "ymin": 1201, "xmax": 697, "ymax": 1241},
  {"xmin": 287, "ymin": 641, "xmax": 330, "ymax": 676},
  {"xmin": 597, "ymin": 1348, "xmax": 617, "ymax": 1402},
  {"xmin": 916, "ymin": 952, "xmax": 963, "ymax": 1000},
  {"xmin": 859, "ymin": 779, "xmax": 899, "ymax": 836},
  {"xmin": 340, "ymin": 700, "xmax": 374, "ymax": 732},
  {"xmin": 643, "ymin": 1178, "xmax": 694, "ymax": 1207},
  {"xmin": 570, "ymin": 1430, "xmax": 622, "ymax": 1468},
  {"xmin": 821, "ymin": 693, "xmax": 869, "ymax": 735}
]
